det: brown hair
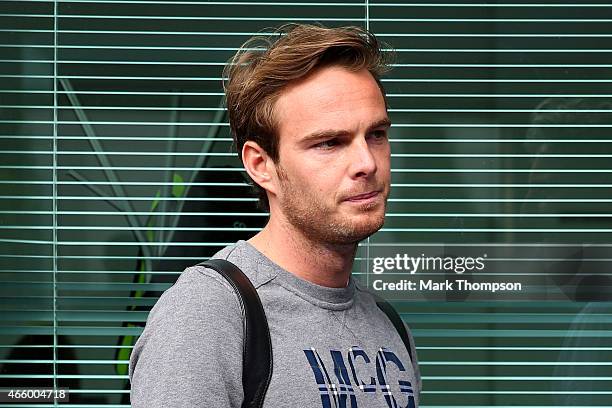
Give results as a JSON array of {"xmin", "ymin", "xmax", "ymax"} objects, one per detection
[{"xmin": 223, "ymin": 23, "xmax": 393, "ymax": 210}]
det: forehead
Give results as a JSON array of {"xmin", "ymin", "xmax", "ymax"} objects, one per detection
[{"xmin": 273, "ymin": 66, "xmax": 388, "ymax": 140}]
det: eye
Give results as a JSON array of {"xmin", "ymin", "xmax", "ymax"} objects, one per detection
[
  {"xmin": 368, "ymin": 130, "xmax": 388, "ymax": 141},
  {"xmin": 314, "ymin": 138, "xmax": 339, "ymax": 149}
]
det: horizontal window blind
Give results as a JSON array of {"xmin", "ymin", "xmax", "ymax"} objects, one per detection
[{"xmin": 1, "ymin": 0, "xmax": 611, "ymax": 406}]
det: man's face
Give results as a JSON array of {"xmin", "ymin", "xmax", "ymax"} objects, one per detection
[{"xmin": 270, "ymin": 65, "xmax": 391, "ymax": 245}]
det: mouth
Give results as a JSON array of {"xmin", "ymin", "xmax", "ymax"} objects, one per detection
[{"xmin": 345, "ymin": 190, "xmax": 380, "ymax": 202}]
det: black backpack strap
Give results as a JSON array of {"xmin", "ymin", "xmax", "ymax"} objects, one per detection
[
  {"xmin": 374, "ymin": 295, "xmax": 414, "ymax": 363},
  {"xmin": 198, "ymin": 259, "xmax": 272, "ymax": 408}
]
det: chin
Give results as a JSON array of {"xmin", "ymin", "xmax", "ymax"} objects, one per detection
[
  {"xmin": 356, "ymin": 206, "xmax": 385, "ymax": 225},
  {"xmin": 351, "ymin": 213, "xmax": 386, "ymax": 240}
]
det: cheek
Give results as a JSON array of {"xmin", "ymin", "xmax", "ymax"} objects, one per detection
[
  {"xmin": 300, "ymin": 155, "xmax": 344, "ymax": 183},
  {"xmin": 378, "ymin": 147, "xmax": 391, "ymax": 173},
  {"xmin": 299, "ymin": 172, "xmax": 341, "ymax": 202},
  {"xmin": 317, "ymin": 164, "xmax": 345, "ymax": 192}
]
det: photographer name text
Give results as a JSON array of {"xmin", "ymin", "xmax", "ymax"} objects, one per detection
[{"xmin": 372, "ymin": 279, "xmax": 522, "ymax": 293}]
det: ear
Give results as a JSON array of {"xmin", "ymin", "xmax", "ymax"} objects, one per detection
[{"xmin": 242, "ymin": 140, "xmax": 279, "ymax": 198}]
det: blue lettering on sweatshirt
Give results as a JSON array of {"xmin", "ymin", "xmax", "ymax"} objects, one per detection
[{"xmin": 304, "ymin": 347, "xmax": 415, "ymax": 408}]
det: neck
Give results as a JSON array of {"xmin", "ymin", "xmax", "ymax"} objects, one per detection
[{"xmin": 247, "ymin": 215, "xmax": 357, "ymax": 288}]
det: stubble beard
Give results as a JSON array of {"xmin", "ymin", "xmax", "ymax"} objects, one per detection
[{"xmin": 276, "ymin": 166, "xmax": 387, "ymax": 246}]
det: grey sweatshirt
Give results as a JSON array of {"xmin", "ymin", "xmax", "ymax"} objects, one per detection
[{"xmin": 129, "ymin": 240, "xmax": 421, "ymax": 407}]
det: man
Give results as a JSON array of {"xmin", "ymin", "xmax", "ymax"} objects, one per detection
[{"xmin": 129, "ymin": 23, "xmax": 421, "ymax": 407}]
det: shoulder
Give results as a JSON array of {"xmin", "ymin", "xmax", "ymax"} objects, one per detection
[
  {"xmin": 130, "ymin": 263, "xmax": 246, "ymax": 374},
  {"xmin": 147, "ymin": 239, "xmax": 274, "ymax": 325},
  {"xmin": 145, "ymin": 264, "xmax": 243, "ymax": 329}
]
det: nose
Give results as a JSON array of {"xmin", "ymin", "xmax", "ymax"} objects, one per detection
[{"xmin": 347, "ymin": 137, "xmax": 377, "ymax": 179}]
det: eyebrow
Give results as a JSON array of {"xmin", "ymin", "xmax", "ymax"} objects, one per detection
[{"xmin": 300, "ymin": 117, "xmax": 392, "ymax": 145}]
